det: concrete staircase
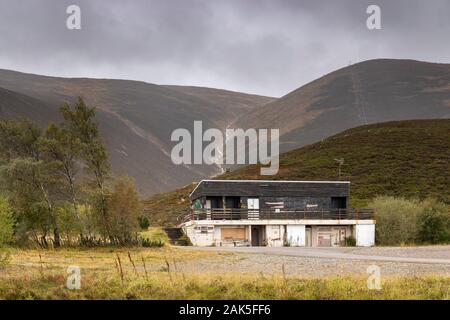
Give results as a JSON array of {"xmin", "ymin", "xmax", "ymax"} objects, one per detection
[{"xmin": 163, "ymin": 227, "xmax": 190, "ymax": 246}]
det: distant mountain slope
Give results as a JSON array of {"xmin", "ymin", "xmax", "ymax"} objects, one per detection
[
  {"xmin": 143, "ymin": 120, "xmax": 450, "ymax": 226},
  {"xmin": 234, "ymin": 59, "xmax": 450, "ymax": 152},
  {"xmin": 1, "ymin": 59, "xmax": 450, "ymax": 195},
  {"xmin": 163, "ymin": 85, "xmax": 274, "ymax": 126},
  {"xmin": 0, "ymin": 69, "xmax": 274, "ymax": 195},
  {"xmin": 0, "ymin": 87, "xmax": 58, "ymax": 124}
]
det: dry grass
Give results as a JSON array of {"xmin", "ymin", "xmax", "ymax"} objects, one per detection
[
  {"xmin": 139, "ymin": 227, "xmax": 170, "ymax": 244},
  {"xmin": 7, "ymin": 247, "xmax": 208, "ymax": 272},
  {"xmin": 0, "ymin": 248, "xmax": 449, "ymax": 300}
]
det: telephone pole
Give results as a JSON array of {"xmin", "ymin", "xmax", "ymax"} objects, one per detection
[{"xmin": 334, "ymin": 158, "xmax": 344, "ymax": 180}]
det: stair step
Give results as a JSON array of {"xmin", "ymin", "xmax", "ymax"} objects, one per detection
[{"xmin": 163, "ymin": 228, "xmax": 189, "ymax": 246}]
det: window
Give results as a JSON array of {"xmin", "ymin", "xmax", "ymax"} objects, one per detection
[
  {"xmin": 331, "ymin": 197, "xmax": 347, "ymax": 209},
  {"xmin": 194, "ymin": 226, "xmax": 214, "ymax": 234}
]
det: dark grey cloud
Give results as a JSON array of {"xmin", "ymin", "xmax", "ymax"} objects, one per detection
[{"xmin": 0, "ymin": 0, "xmax": 449, "ymax": 96}]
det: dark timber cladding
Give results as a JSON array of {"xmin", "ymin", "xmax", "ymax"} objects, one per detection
[{"xmin": 190, "ymin": 180, "xmax": 350, "ymax": 200}]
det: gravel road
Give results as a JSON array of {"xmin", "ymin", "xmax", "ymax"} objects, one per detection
[
  {"xmin": 189, "ymin": 246, "xmax": 450, "ymax": 264},
  {"xmin": 171, "ymin": 246, "xmax": 450, "ymax": 277}
]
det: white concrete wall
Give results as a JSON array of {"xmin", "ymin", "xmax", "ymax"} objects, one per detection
[
  {"xmin": 214, "ymin": 227, "xmax": 221, "ymax": 246},
  {"xmin": 355, "ymin": 224, "xmax": 375, "ymax": 247},
  {"xmin": 265, "ymin": 225, "xmax": 285, "ymax": 247},
  {"xmin": 184, "ymin": 225, "xmax": 215, "ymax": 246},
  {"xmin": 182, "ymin": 221, "xmax": 376, "ymax": 247},
  {"xmin": 286, "ymin": 225, "xmax": 305, "ymax": 246}
]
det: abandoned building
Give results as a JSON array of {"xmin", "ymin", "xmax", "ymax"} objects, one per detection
[{"xmin": 179, "ymin": 180, "xmax": 376, "ymax": 247}]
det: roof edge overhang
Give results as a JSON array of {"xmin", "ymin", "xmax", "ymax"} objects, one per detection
[{"xmin": 189, "ymin": 179, "xmax": 351, "ymax": 199}]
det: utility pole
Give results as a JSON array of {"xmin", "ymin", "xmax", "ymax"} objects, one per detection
[{"xmin": 334, "ymin": 158, "xmax": 344, "ymax": 180}]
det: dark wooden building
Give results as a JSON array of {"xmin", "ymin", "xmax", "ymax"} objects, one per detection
[
  {"xmin": 189, "ymin": 180, "xmax": 350, "ymax": 211},
  {"xmin": 180, "ymin": 180, "xmax": 375, "ymax": 248}
]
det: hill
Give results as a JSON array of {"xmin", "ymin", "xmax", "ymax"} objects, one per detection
[
  {"xmin": 1, "ymin": 59, "xmax": 450, "ymax": 195},
  {"xmin": 0, "ymin": 69, "xmax": 274, "ymax": 195},
  {"xmin": 234, "ymin": 59, "xmax": 450, "ymax": 153},
  {"xmin": 143, "ymin": 119, "xmax": 450, "ymax": 226}
]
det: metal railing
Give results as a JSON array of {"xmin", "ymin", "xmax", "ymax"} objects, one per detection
[{"xmin": 178, "ymin": 208, "xmax": 375, "ymax": 223}]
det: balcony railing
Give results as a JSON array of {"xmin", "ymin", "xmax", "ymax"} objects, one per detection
[{"xmin": 178, "ymin": 208, "xmax": 375, "ymax": 223}]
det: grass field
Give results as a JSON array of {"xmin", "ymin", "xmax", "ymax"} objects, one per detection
[
  {"xmin": 140, "ymin": 227, "xmax": 170, "ymax": 243},
  {"xmin": 0, "ymin": 247, "xmax": 448, "ymax": 300}
]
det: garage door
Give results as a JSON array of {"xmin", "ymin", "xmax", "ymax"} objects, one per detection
[
  {"xmin": 221, "ymin": 227, "xmax": 246, "ymax": 240},
  {"xmin": 317, "ymin": 227, "xmax": 347, "ymax": 247},
  {"xmin": 318, "ymin": 232, "xmax": 332, "ymax": 247}
]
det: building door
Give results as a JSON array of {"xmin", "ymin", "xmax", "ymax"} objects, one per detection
[
  {"xmin": 331, "ymin": 227, "xmax": 347, "ymax": 247},
  {"xmin": 317, "ymin": 227, "xmax": 333, "ymax": 247},
  {"xmin": 206, "ymin": 197, "xmax": 222, "ymax": 219},
  {"xmin": 247, "ymin": 198, "xmax": 259, "ymax": 219},
  {"xmin": 317, "ymin": 227, "xmax": 347, "ymax": 247},
  {"xmin": 205, "ymin": 200, "xmax": 211, "ymax": 220},
  {"xmin": 305, "ymin": 227, "xmax": 312, "ymax": 247},
  {"xmin": 251, "ymin": 226, "xmax": 263, "ymax": 246},
  {"xmin": 331, "ymin": 229, "xmax": 340, "ymax": 247},
  {"xmin": 331, "ymin": 197, "xmax": 347, "ymax": 209},
  {"xmin": 225, "ymin": 197, "xmax": 240, "ymax": 208}
]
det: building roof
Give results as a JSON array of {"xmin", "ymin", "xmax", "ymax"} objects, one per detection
[{"xmin": 189, "ymin": 179, "xmax": 350, "ymax": 200}]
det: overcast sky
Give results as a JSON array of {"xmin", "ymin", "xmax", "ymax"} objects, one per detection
[{"xmin": 0, "ymin": 0, "xmax": 449, "ymax": 97}]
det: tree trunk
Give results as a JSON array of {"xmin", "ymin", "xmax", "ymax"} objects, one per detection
[{"xmin": 53, "ymin": 225, "xmax": 61, "ymax": 248}]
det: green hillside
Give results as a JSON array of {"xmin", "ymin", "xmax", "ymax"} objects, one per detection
[{"xmin": 143, "ymin": 119, "xmax": 450, "ymax": 226}]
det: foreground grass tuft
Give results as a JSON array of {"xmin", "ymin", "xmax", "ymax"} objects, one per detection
[
  {"xmin": 0, "ymin": 272, "xmax": 448, "ymax": 300},
  {"xmin": 1, "ymin": 248, "xmax": 448, "ymax": 300}
]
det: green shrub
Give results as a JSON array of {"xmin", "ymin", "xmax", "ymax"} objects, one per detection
[
  {"xmin": 370, "ymin": 196, "xmax": 421, "ymax": 245},
  {"xmin": 370, "ymin": 196, "xmax": 450, "ymax": 245},
  {"xmin": 416, "ymin": 199, "xmax": 450, "ymax": 244},
  {"xmin": 0, "ymin": 196, "xmax": 14, "ymax": 267},
  {"xmin": 345, "ymin": 236, "xmax": 356, "ymax": 246},
  {"xmin": 139, "ymin": 215, "xmax": 150, "ymax": 230},
  {"xmin": 141, "ymin": 238, "xmax": 165, "ymax": 248},
  {"xmin": 0, "ymin": 196, "xmax": 14, "ymax": 246}
]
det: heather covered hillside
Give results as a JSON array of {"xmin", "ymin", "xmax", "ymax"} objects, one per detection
[
  {"xmin": 143, "ymin": 119, "xmax": 450, "ymax": 226},
  {"xmin": 234, "ymin": 59, "xmax": 450, "ymax": 153}
]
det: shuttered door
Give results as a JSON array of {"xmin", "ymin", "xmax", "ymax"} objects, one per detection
[
  {"xmin": 318, "ymin": 231, "xmax": 332, "ymax": 247},
  {"xmin": 318, "ymin": 234, "xmax": 331, "ymax": 247},
  {"xmin": 221, "ymin": 227, "xmax": 246, "ymax": 240}
]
